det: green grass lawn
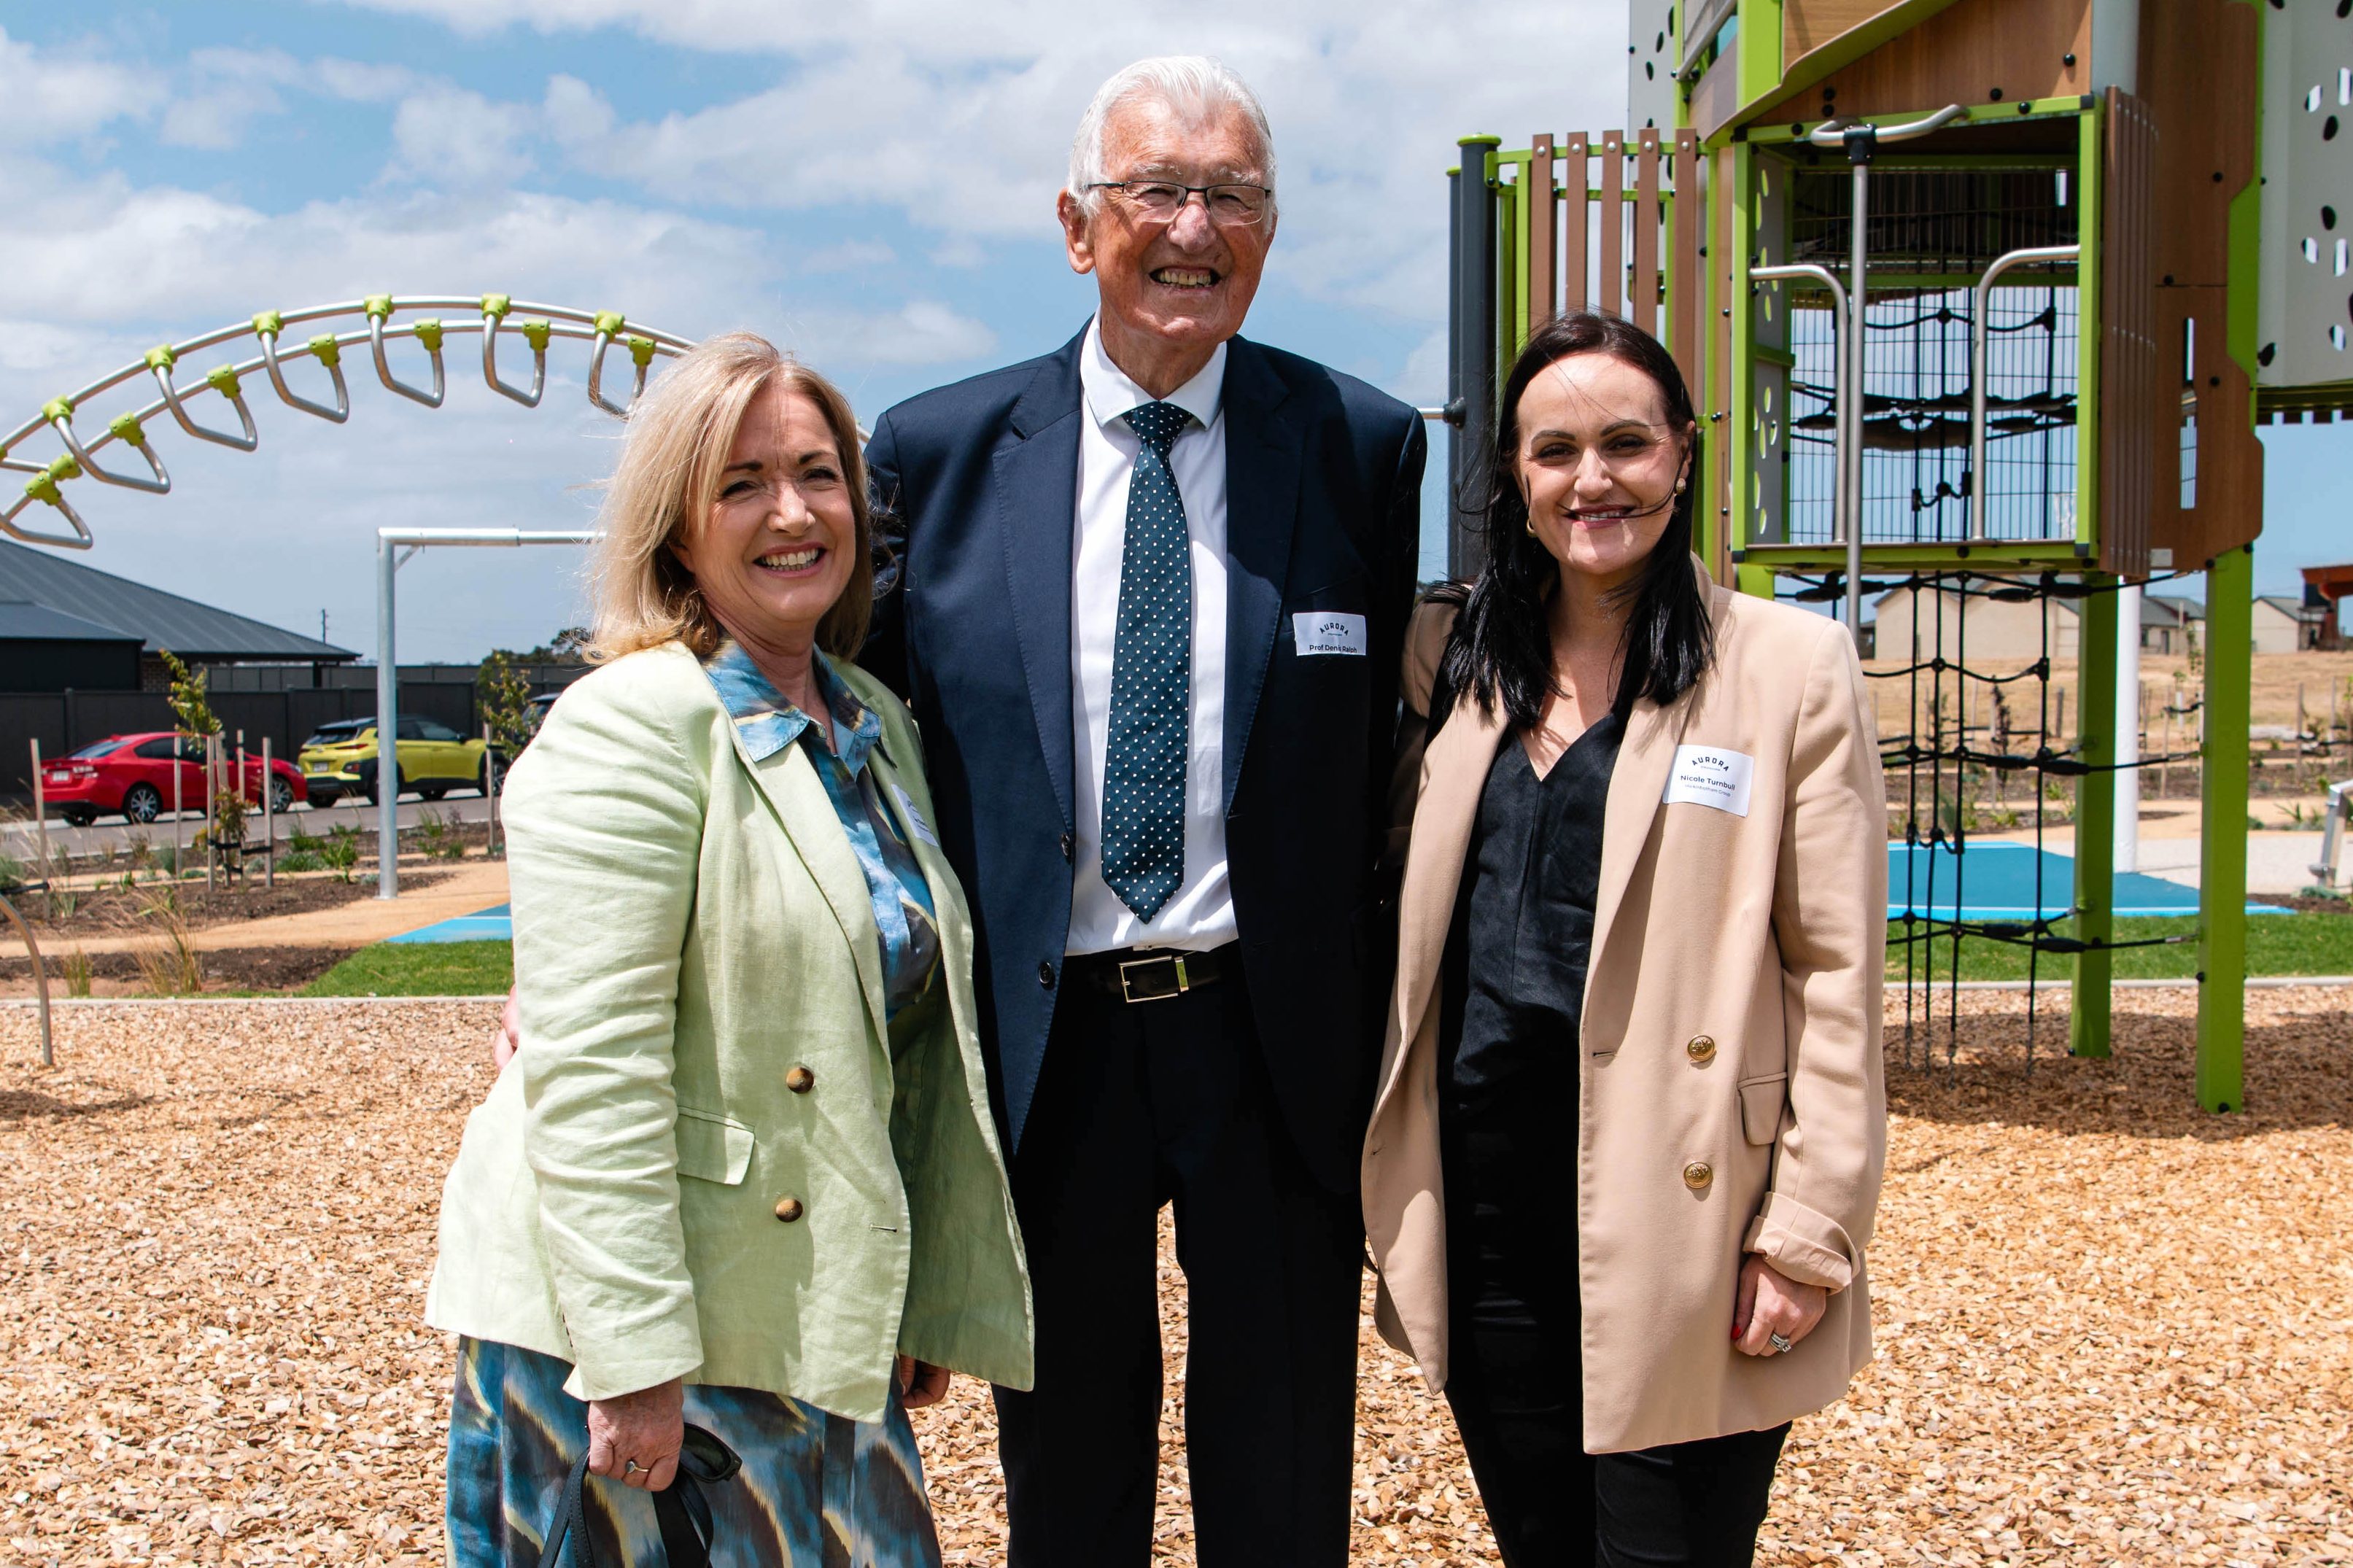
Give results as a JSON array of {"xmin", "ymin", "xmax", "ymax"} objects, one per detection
[
  {"xmin": 301, "ymin": 939, "xmax": 513, "ymax": 998},
  {"xmin": 1885, "ymin": 912, "xmax": 2353, "ymax": 983}
]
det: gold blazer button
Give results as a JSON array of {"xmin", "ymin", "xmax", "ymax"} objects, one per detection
[
  {"xmin": 1685, "ymin": 1034, "xmax": 1717, "ymax": 1064},
  {"xmin": 786, "ymin": 1066, "xmax": 815, "ymax": 1093},
  {"xmin": 1682, "ymin": 1161, "xmax": 1713, "ymax": 1191},
  {"xmin": 774, "ymin": 1196, "xmax": 805, "ymax": 1223}
]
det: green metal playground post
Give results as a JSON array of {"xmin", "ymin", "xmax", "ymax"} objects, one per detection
[
  {"xmin": 2195, "ymin": 545, "xmax": 2253, "ymax": 1111},
  {"xmin": 2071, "ymin": 579, "xmax": 2118, "ymax": 1057}
]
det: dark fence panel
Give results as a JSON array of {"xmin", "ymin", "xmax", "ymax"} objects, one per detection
[{"xmin": 0, "ymin": 670, "xmax": 586, "ymax": 800}]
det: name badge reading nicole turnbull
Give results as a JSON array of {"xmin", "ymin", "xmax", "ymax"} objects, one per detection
[
  {"xmin": 1293, "ymin": 610, "xmax": 1369, "ymax": 656},
  {"xmin": 1661, "ymin": 745, "xmax": 1755, "ymax": 817}
]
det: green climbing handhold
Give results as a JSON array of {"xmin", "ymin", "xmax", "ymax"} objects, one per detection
[
  {"xmin": 144, "ymin": 344, "xmax": 178, "ymax": 371},
  {"xmin": 308, "ymin": 334, "xmax": 342, "ymax": 367},
  {"xmin": 109, "ymin": 412, "xmax": 147, "ymax": 446},
  {"xmin": 364, "ymin": 294, "xmax": 394, "ymax": 320},
  {"xmin": 521, "ymin": 320, "xmax": 553, "ymax": 352},
  {"xmin": 481, "ymin": 294, "xmax": 512, "ymax": 319},
  {"xmin": 26, "ymin": 473, "xmax": 60, "ymax": 505},
  {"xmin": 627, "ymin": 335, "xmax": 656, "ymax": 368},
  {"xmin": 253, "ymin": 309, "xmax": 285, "ymax": 337},
  {"xmin": 593, "ymin": 311, "xmax": 626, "ymax": 338},
  {"xmin": 46, "ymin": 454, "xmax": 80, "ymax": 481},
  {"xmin": 41, "ymin": 397, "xmax": 74, "ymax": 424},
  {"xmin": 205, "ymin": 365, "xmax": 243, "ymax": 397},
  {"xmin": 414, "ymin": 319, "xmax": 445, "ymax": 352}
]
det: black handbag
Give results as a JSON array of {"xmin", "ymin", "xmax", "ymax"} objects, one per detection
[{"xmin": 534, "ymin": 1424, "xmax": 743, "ymax": 1568}]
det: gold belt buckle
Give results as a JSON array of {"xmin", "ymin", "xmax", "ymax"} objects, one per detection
[{"xmin": 1117, "ymin": 953, "xmax": 1190, "ymax": 1004}]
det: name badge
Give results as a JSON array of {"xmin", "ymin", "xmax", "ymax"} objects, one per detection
[
  {"xmin": 1661, "ymin": 745, "xmax": 1754, "ymax": 817},
  {"xmin": 1293, "ymin": 610, "xmax": 1368, "ymax": 657},
  {"xmin": 891, "ymin": 783, "xmax": 942, "ymax": 847}
]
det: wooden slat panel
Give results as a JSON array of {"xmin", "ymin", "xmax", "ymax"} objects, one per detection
[
  {"xmin": 1754, "ymin": 0, "xmax": 2091, "ymax": 130},
  {"xmin": 1528, "ymin": 133, "xmax": 1557, "ymax": 330},
  {"xmin": 1784, "ymin": 0, "xmax": 1908, "ymax": 58},
  {"xmin": 2140, "ymin": 0, "xmax": 2262, "ymax": 569},
  {"xmin": 1672, "ymin": 131, "xmax": 1702, "ymax": 400},
  {"xmin": 1633, "ymin": 128, "xmax": 1662, "ymax": 338},
  {"xmin": 2098, "ymin": 88, "xmax": 2155, "ymax": 580},
  {"xmin": 1562, "ymin": 134, "xmax": 1591, "ymax": 312},
  {"xmin": 1600, "ymin": 131, "xmax": 1627, "ymax": 318}
]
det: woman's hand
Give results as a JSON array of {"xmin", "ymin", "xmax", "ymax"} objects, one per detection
[
  {"xmin": 896, "ymin": 1354, "xmax": 950, "ymax": 1410},
  {"xmin": 586, "ymin": 1378, "xmax": 684, "ymax": 1491},
  {"xmin": 1732, "ymin": 1255, "xmax": 1827, "ymax": 1357},
  {"xmin": 489, "ymin": 985, "xmax": 520, "ymax": 1070}
]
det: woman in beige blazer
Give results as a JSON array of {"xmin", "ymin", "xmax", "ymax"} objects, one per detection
[
  {"xmin": 1363, "ymin": 311, "xmax": 1885, "ymax": 1566},
  {"xmin": 428, "ymin": 334, "xmax": 1029, "ymax": 1566}
]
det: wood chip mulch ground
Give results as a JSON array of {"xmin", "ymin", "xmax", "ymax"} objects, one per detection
[{"xmin": 0, "ymin": 990, "xmax": 2346, "ymax": 1566}]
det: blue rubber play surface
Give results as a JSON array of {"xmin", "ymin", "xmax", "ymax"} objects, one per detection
[
  {"xmin": 389, "ymin": 904, "xmax": 513, "ymax": 944},
  {"xmin": 1888, "ymin": 842, "xmax": 2287, "ymax": 921}
]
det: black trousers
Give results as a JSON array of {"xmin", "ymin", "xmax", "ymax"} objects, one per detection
[
  {"xmin": 1444, "ymin": 1122, "xmax": 1787, "ymax": 1567},
  {"xmin": 992, "ymin": 965, "xmax": 1365, "ymax": 1567}
]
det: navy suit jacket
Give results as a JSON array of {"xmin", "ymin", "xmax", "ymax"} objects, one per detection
[{"xmin": 862, "ymin": 327, "xmax": 1426, "ymax": 1192}]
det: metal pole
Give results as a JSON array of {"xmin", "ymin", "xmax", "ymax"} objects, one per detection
[
  {"xmin": 262, "ymin": 737, "xmax": 275, "ymax": 889},
  {"xmin": 171, "ymin": 737, "xmax": 183, "ymax": 880},
  {"xmin": 2115, "ymin": 583, "xmax": 2144, "ymax": 872},
  {"xmin": 204, "ymin": 733, "xmax": 217, "ymax": 893},
  {"xmin": 1451, "ymin": 136, "xmax": 1502, "ymax": 581},
  {"xmin": 235, "ymin": 732, "xmax": 247, "ymax": 882},
  {"xmin": 376, "ymin": 531, "xmax": 399, "ymax": 899},
  {"xmin": 484, "ymin": 723, "xmax": 500, "ymax": 858},
  {"xmin": 1748, "ymin": 263, "xmax": 1850, "ymax": 562},
  {"xmin": 1969, "ymin": 244, "xmax": 2082, "ymax": 543},
  {"xmin": 29, "ymin": 740, "xmax": 50, "ymax": 912},
  {"xmin": 0, "ymin": 893, "xmax": 52, "ymax": 1068}
]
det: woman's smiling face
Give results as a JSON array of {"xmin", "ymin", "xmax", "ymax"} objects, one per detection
[
  {"xmin": 671, "ymin": 382, "xmax": 857, "ymax": 656},
  {"xmin": 1513, "ymin": 350, "xmax": 1693, "ymax": 596}
]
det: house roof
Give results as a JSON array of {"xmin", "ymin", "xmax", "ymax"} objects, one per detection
[
  {"xmin": 0, "ymin": 540, "xmax": 354, "ymax": 662},
  {"xmin": 2143, "ymin": 593, "xmax": 2206, "ymax": 626},
  {"xmin": 0, "ymin": 600, "xmax": 144, "ymax": 643},
  {"xmin": 2256, "ymin": 594, "xmax": 2323, "ymax": 620}
]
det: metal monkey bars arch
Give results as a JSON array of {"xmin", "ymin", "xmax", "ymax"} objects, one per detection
[{"xmin": 0, "ymin": 295, "xmax": 694, "ymax": 548}]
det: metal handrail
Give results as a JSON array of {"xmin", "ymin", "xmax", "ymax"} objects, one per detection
[
  {"xmin": 1969, "ymin": 243, "xmax": 2082, "ymax": 543},
  {"xmin": 1750, "ymin": 263, "xmax": 1854, "ymax": 624},
  {"xmin": 2, "ymin": 297, "xmax": 696, "ymax": 549}
]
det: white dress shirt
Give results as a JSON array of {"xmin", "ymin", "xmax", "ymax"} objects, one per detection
[{"xmin": 1067, "ymin": 317, "xmax": 1236, "ymax": 956}]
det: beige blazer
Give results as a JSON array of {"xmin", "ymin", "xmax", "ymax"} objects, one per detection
[{"xmin": 1362, "ymin": 578, "xmax": 1887, "ymax": 1453}]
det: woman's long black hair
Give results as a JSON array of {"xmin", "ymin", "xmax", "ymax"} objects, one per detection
[{"xmin": 1433, "ymin": 310, "xmax": 1715, "ymax": 734}]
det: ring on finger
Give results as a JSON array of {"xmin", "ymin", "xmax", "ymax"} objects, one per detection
[
  {"xmin": 624, "ymin": 1460, "xmax": 646, "ymax": 1475},
  {"xmin": 1767, "ymin": 1331, "xmax": 1793, "ymax": 1354}
]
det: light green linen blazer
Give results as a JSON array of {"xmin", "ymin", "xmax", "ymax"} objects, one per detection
[{"xmin": 424, "ymin": 641, "xmax": 1033, "ymax": 1423}]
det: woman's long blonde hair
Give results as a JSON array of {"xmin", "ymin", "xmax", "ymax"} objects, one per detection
[{"xmin": 588, "ymin": 333, "xmax": 874, "ymax": 663}]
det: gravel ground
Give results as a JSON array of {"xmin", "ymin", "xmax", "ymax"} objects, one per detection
[{"xmin": 1, "ymin": 991, "xmax": 2347, "ymax": 1566}]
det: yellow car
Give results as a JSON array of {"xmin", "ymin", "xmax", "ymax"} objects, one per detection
[{"xmin": 298, "ymin": 715, "xmax": 500, "ymax": 805}]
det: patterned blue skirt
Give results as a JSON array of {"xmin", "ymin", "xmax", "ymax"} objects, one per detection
[{"xmin": 446, "ymin": 1338, "xmax": 944, "ymax": 1567}]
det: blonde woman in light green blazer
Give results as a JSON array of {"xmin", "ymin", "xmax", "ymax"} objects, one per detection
[{"xmin": 426, "ymin": 334, "xmax": 1031, "ymax": 1567}]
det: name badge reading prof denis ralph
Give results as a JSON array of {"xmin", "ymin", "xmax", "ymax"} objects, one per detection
[
  {"xmin": 1661, "ymin": 745, "xmax": 1755, "ymax": 817},
  {"xmin": 1293, "ymin": 610, "xmax": 1368, "ymax": 656}
]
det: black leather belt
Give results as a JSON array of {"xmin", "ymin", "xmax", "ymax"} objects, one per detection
[{"xmin": 1067, "ymin": 942, "xmax": 1236, "ymax": 1003}]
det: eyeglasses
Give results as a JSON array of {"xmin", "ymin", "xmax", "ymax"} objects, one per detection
[{"xmin": 1086, "ymin": 179, "xmax": 1274, "ymax": 227}]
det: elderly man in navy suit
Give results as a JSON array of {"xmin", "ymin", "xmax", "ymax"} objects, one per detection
[{"xmin": 861, "ymin": 57, "xmax": 1425, "ymax": 1564}]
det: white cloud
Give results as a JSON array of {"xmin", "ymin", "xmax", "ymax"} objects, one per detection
[
  {"xmin": 389, "ymin": 85, "xmax": 539, "ymax": 186},
  {"xmin": 799, "ymin": 238, "xmax": 896, "ymax": 273},
  {"xmin": 777, "ymin": 300, "xmax": 997, "ymax": 365},
  {"xmin": 0, "ymin": 26, "xmax": 150, "ymax": 146}
]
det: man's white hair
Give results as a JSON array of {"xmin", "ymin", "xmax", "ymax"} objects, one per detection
[{"xmin": 1067, "ymin": 56, "xmax": 1278, "ymax": 217}]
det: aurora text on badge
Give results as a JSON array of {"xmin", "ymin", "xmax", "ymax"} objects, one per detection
[
  {"xmin": 1660, "ymin": 745, "xmax": 1754, "ymax": 817},
  {"xmin": 1293, "ymin": 610, "xmax": 1368, "ymax": 656}
]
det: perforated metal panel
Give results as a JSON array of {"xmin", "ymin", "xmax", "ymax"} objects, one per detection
[
  {"xmin": 2257, "ymin": 1, "xmax": 2353, "ymax": 395},
  {"xmin": 1627, "ymin": 0, "xmax": 1681, "ymax": 134}
]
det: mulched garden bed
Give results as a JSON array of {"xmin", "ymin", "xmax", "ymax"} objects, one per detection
[
  {"xmin": 0, "ymin": 946, "xmax": 355, "ymax": 996},
  {"xmin": 0, "ymin": 992, "xmax": 2346, "ymax": 1565},
  {"xmin": 7, "ymin": 873, "xmax": 449, "ymax": 942}
]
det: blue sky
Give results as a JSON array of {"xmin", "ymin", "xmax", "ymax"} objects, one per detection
[{"xmin": 0, "ymin": 3, "xmax": 2344, "ymax": 659}]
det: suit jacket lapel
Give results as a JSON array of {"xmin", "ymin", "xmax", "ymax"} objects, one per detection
[
  {"xmin": 1219, "ymin": 338, "xmax": 1300, "ymax": 812},
  {"xmin": 728, "ymin": 730, "xmax": 891, "ymax": 1044},
  {"xmin": 991, "ymin": 333, "xmax": 1085, "ymax": 834},
  {"xmin": 1389, "ymin": 694, "xmax": 1508, "ymax": 1074}
]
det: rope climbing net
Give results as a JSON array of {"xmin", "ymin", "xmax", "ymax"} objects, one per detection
[
  {"xmin": 0, "ymin": 295, "xmax": 694, "ymax": 549},
  {"xmin": 1802, "ymin": 567, "xmax": 2205, "ymax": 1076}
]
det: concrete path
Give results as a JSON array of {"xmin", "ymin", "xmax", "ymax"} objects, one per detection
[{"xmin": 1982, "ymin": 827, "xmax": 2333, "ymax": 895}]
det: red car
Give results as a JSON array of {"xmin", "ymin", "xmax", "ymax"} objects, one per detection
[{"xmin": 39, "ymin": 732, "xmax": 306, "ymax": 828}]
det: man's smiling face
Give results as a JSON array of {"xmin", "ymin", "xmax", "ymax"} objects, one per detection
[{"xmin": 1060, "ymin": 94, "xmax": 1276, "ymax": 379}]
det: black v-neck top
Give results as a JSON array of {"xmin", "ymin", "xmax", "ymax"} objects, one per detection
[{"xmin": 1436, "ymin": 714, "xmax": 1624, "ymax": 1314}]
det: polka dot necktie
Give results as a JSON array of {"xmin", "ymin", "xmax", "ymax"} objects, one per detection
[{"xmin": 1101, "ymin": 400, "xmax": 1193, "ymax": 923}]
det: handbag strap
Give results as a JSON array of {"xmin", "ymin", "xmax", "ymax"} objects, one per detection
[{"xmin": 533, "ymin": 1425, "xmax": 740, "ymax": 1568}]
